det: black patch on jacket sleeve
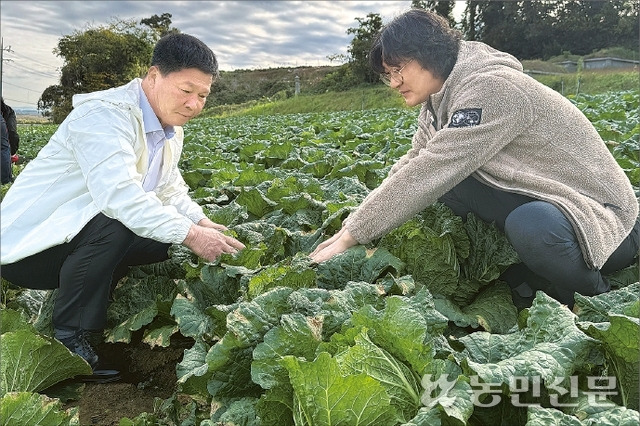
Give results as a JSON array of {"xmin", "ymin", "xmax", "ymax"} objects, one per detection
[{"xmin": 448, "ymin": 108, "xmax": 482, "ymax": 128}]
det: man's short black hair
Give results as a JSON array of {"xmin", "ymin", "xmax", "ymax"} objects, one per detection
[{"xmin": 152, "ymin": 33, "xmax": 219, "ymax": 78}]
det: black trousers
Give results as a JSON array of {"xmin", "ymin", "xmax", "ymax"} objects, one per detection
[
  {"xmin": 439, "ymin": 175, "xmax": 640, "ymax": 307},
  {"xmin": 2, "ymin": 214, "xmax": 170, "ymax": 330}
]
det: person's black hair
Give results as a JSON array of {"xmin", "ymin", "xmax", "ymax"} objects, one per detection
[
  {"xmin": 151, "ymin": 33, "xmax": 219, "ymax": 78},
  {"xmin": 1, "ymin": 97, "xmax": 10, "ymax": 116},
  {"xmin": 370, "ymin": 8, "xmax": 461, "ymax": 81}
]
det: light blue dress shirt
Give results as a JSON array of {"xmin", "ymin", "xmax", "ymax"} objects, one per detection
[{"xmin": 138, "ymin": 86, "xmax": 175, "ymax": 191}]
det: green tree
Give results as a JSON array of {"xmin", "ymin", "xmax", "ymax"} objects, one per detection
[
  {"xmin": 140, "ymin": 13, "xmax": 180, "ymax": 38},
  {"xmin": 615, "ymin": 1, "xmax": 640, "ymax": 55},
  {"xmin": 38, "ymin": 16, "xmax": 171, "ymax": 123},
  {"xmin": 463, "ymin": 0, "xmax": 638, "ymax": 60},
  {"xmin": 412, "ymin": 0, "xmax": 456, "ymax": 27},
  {"xmin": 346, "ymin": 13, "xmax": 383, "ymax": 84},
  {"xmin": 461, "ymin": 1, "xmax": 480, "ymax": 41},
  {"xmin": 473, "ymin": 1, "xmax": 519, "ymax": 55},
  {"xmin": 553, "ymin": 0, "xmax": 638, "ymax": 56}
]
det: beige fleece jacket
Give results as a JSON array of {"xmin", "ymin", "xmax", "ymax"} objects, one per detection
[{"xmin": 345, "ymin": 41, "xmax": 638, "ymax": 269}]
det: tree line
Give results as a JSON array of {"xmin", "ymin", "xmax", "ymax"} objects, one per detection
[
  {"xmin": 345, "ymin": 0, "xmax": 638, "ymax": 84},
  {"xmin": 38, "ymin": 14, "xmax": 177, "ymax": 123},
  {"xmin": 39, "ymin": 1, "xmax": 638, "ymax": 122}
]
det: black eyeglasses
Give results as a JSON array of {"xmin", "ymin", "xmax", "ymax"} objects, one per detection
[{"xmin": 380, "ymin": 60, "xmax": 413, "ymax": 86}]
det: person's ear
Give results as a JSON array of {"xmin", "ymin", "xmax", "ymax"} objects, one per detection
[{"xmin": 146, "ymin": 66, "xmax": 160, "ymax": 87}]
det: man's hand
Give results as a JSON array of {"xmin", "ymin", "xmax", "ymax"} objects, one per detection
[
  {"xmin": 198, "ymin": 217, "xmax": 228, "ymax": 231},
  {"xmin": 182, "ymin": 224, "xmax": 245, "ymax": 262},
  {"xmin": 309, "ymin": 227, "xmax": 358, "ymax": 263}
]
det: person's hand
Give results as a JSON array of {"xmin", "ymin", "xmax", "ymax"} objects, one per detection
[
  {"xmin": 198, "ymin": 217, "xmax": 228, "ymax": 231},
  {"xmin": 309, "ymin": 227, "xmax": 357, "ymax": 263},
  {"xmin": 182, "ymin": 225, "xmax": 245, "ymax": 262},
  {"xmin": 10, "ymin": 154, "xmax": 19, "ymax": 164}
]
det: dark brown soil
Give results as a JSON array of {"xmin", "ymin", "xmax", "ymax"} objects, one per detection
[{"xmin": 61, "ymin": 334, "xmax": 191, "ymax": 425}]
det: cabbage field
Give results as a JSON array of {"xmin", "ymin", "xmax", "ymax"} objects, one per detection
[{"xmin": 1, "ymin": 90, "xmax": 639, "ymax": 425}]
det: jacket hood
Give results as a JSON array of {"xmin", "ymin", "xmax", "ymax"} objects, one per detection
[
  {"xmin": 424, "ymin": 40, "xmax": 523, "ymax": 124},
  {"xmin": 432, "ymin": 41, "xmax": 523, "ymax": 108},
  {"xmin": 453, "ymin": 41, "xmax": 523, "ymax": 77}
]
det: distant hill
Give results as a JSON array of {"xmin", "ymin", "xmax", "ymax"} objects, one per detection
[
  {"xmin": 210, "ymin": 65, "xmax": 339, "ymax": 106},
  {"xmin": 220, "ymin": 65, "xmax": 337, "ymax": 88},
  {"xmin": 13, "ymin": 107, "xmax": 41, "ymax": 116},
  {"xmin": 13, "ymin": 107, "xmax": 51, "ymax": 124}
]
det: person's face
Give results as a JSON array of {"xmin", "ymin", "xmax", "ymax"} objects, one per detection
[
  {"xmin": 382, "ymin": 60, "xmax": 445, "ymax": 107},
  {"xmin": 144, "ymin": 66, "xmax": 213, "ymax": 127}
]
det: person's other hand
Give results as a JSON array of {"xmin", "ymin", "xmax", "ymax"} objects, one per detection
[
  {"xmin": 182, "ymin": 225, "xmax": 245, "ymax": 262},
  {"xmin": 309, "ymin": 227, "xmax": 357, "ymax": 263}
]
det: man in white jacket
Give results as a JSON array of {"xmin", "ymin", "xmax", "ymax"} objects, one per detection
[{"xmin": 1, "ymin": 33, "xmax": 244, "ymax": 381}]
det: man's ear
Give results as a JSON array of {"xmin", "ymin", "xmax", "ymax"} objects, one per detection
[{"xmin": 145, "ymin": 66, "xmax": 160, "ymax": 87}]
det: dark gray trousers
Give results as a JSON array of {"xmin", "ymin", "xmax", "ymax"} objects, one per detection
[
  {"xmin": 2, "ymin": 214, "xmax": 170, "ymax": 330},
  {"xmin": 439, "ymin": 175, "xmax": 639, "ymax": 307}
]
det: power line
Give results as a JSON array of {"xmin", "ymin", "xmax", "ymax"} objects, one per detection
[
  {"xmin": 5, "ymin": 60, "xmax": 59, "ymax": 79},
  {"xmin": 3, "ymin": 80, "xmax": 44, "ymax": 93},
  {"xmin": 2, "ymin": 79, "xmax": 51, "ymax": 105},
  {"xmin": 2, "ymin": 82, "xmax": 47, "ymax": 105},
  {"xmin": 10, "ymin": 50, "xmax": 60, "ymax": 72},
  {"xmin": 3, "ymin": 95, "xmax": 32, "ymax": 105}
]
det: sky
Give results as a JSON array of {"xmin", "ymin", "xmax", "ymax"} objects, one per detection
[{"xmin": 0, "ymin": 1, "xmax": 466, "ymax": 109}]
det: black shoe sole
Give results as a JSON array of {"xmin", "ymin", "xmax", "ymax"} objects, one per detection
[{"xmin": 76, "ymin": 369, "xmax": 121, "ymax": 384}]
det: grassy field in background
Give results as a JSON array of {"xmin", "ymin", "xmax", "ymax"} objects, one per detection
[
  {"xmin": 18, "ymin": 69, "xmax": 639, "ymax": 123},
  {"xmin": 533, "ymin": 69, "xmax": 639, "ymax": 97},
  {"xmin": 209, "ymin": 69, "xmax": 639, "ymax": 118},
  {"xmin": 204, "ymin": 85, "xmax": 409, "ymax": 118}
]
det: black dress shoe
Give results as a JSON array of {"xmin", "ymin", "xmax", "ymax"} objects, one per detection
[
  {"xmin": 58, "ymin": 329, "xmax": 121, "ymax": 383},
  {"xmin": 76, "ymin": 368, "xmax": 121, "ymax": 383}
]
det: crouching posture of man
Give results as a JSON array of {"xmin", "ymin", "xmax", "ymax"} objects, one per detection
[{"xmin": 1, "ymin": 33, "xmax": 244, "ymax": 381}]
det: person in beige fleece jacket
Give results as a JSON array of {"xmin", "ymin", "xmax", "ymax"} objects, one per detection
[{"xmin": 310, "ymin": 9, "xmax": 639, "ymax": 309}]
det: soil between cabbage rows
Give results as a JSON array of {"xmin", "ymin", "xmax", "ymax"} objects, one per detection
[{"xmin": 62, "ymin": 332, "xmax": 190, "ymax": 425}]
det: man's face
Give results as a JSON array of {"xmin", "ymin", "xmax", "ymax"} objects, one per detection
[{"xmin": 144, "ymin": 66, "xmax": 213, "ymax": 127}]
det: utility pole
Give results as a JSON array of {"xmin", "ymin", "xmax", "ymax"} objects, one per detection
[
  {"xmin": 1, "ymin": 38, "xmax": 14, "ymax": 101},
  {"xmin": 1, "ymin": 37, "xmax": 3, "ymax": 101}
]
